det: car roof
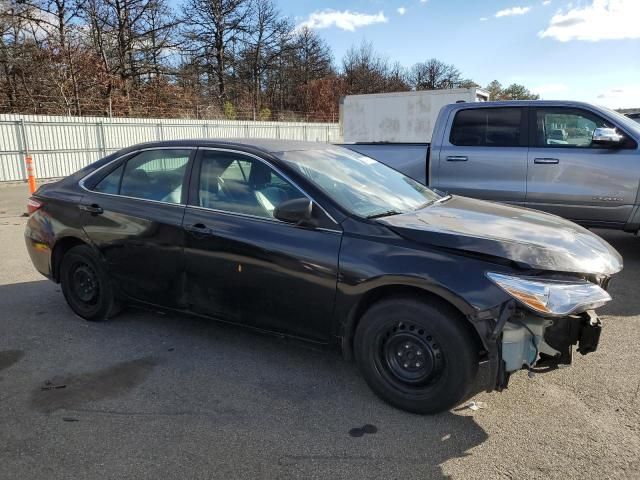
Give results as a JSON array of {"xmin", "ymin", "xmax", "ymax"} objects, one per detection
[{"xmin": 118, "ymin": 138, "xmax": 333, "ymax": 155}]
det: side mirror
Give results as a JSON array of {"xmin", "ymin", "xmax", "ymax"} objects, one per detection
[
  {"xmin": 273, "ymin": 198, "xmax": 315, "ymax": 227},
  {"xmin": 592, "ymin": 127, "xmax": 624, "ymax": 147}
]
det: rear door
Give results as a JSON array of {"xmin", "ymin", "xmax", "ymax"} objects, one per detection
[
  {"xmin": 433, "ymin": 106, "xmax": 528, "ymax": 204},
  {"xmin": 182, "ymin": 148, "xmax": 342, "ymax": 342},
  {"xmin": 80, "ymin": 148, "xmax": 194, "ymax": 308},
  {"xmin": 526, "ymin": 107, "xmax": 639, "ymax": 226}
]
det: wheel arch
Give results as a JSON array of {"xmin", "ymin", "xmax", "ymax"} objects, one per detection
[
  {"xmin": 51, "ymin": 236, "xmax": 90, "ymax": 283},
  {"xmin": 339, "ymin": 283, "xmax": 485, "ymax": 361}
]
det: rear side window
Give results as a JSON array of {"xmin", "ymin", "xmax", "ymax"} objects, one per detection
[
  {"xmin": 450, "ymin": 108, "xmax": 523, "ymax": 147},
  {"xmin": 92, "ymin": 149, "xmax": 191, "ymax": 204},
  {"xmin": 93, "ymin": 164, "xmax": 123, "ymax": 194}
]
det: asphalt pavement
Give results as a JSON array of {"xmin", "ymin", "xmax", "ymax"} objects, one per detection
[{"xmin": 1, "ymin": 182, "xmax": 639, "ymax": 479}]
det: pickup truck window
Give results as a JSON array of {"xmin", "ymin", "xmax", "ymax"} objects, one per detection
[
  {"xmin": 450, "ymin": 108, "xmax": 522, "ymax": 147},
  {"xmin": 535, "ymin": 108, "xmax": 611, "ymax": 148}
]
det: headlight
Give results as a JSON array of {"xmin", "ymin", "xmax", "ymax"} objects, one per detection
[{"xmin": 487, "ymin": 272, "xmax": 611, "ymax": 316}]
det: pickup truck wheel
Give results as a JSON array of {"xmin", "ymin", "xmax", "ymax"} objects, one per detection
[
  {"xmin": 354, "ymin": 296, "xmax": 478, "ymax": 414},
  {"xmin": 60, "ymin": 245, "xmax": 121, "ymax": 321}
]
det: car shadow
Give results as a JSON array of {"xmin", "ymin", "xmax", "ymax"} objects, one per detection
[
  {"xmin": 1, "ymin": 279, "xmax": 489, "ymax": 478},
  {"xmin": 593, "ymin": 229, "xmax": 640, "ymax": 317}
]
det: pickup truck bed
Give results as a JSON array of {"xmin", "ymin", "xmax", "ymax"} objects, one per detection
[{"xmin": 339, "ymin": 143, "xmax": 430, "ymax": 185}]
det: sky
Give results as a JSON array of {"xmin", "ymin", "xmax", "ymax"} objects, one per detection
[{"xmin": 275, "ymin": 0, "xmax": 640, "ymax": 109}]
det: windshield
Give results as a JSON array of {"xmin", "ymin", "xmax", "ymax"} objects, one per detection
[{"xmin": 277, "ymin": 147, "xmax": 441, "ymax": 218}]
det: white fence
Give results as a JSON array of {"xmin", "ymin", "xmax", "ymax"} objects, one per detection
[{"xmin": 0, "ymin": 114, "xmax": 341, "ymax": 182}]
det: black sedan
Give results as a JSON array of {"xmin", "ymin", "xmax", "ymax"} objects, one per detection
[{"xmin": 25, "ymin": 140, "xmax": 622, "ymax": 413}]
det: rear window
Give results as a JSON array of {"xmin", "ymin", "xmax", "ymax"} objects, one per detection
[
  {"xmin": 450, "ymin": 108, "xmax": 523, "ymax": 147},
  {"xmin": 92, "ymin": 149, "xmax": 191, "ymax": 204}
]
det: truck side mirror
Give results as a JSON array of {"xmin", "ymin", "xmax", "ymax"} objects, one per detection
[{"xmin": 592, "ymin": 128, "xmax": 624, "ymax": 147}]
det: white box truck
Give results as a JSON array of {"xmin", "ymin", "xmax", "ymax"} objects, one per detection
[{"xmin": 340, "ymin": 87, "xmax": 489, "ymax": 143}]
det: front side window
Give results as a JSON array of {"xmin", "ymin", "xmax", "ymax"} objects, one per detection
[
  {"xmin": 535, "ymin": 108, "xmax": 612, "ymax": 148},
  {"xmin": 278, "ymin": 147, "xmax": 441, "ymax": 218},
  {"xmin": 450, "ymin": 108, "xmax": 522, "ymax": 147},
  {"xmin": 197, "ymin": 151, "xmax": 306, "ymax": 219},
  {"xmin": 92, "ymin": 149, "xmax": 191, "ymax": 204}
]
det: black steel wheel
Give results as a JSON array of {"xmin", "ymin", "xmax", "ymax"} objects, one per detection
[
  {"xmin": 354, "ymin": 295, "xmax": 478, "ymax": 414},
  {"xmin": 71, "ymin": 263, "xmax": 99, "ymax": 304},
  {"xmin": 60, "ymin": 244, "xmax": 120, "ymax": 321},
  {"xmin": 378, "ymin": 320, "xmax": 445, "ymax": 388}
]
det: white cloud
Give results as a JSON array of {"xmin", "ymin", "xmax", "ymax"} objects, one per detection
[
  {"xmin": 539, "ymin": 0, "xmax": 640, "ymax": 42},
  {"xmin": 495, "ymin": 6, "xmax": 531, "ymax": 17},
  {"xmin": 542, "ymin": 0, "xmax": 551, "ymax": 5},
  {"xmin": 594, "ymin": 85, "xmax": 640, "ymax": 109},
  {"xmin": 420, "ymin": 0, "xmax": 428, "ymax": 3},
  {"xmin": 397, "ymin": 7, "xmax": 406, "ymax": 15},
  {"xmin": 297, "ymin": 9, "xmax": 388, "ymax": 32},
  {"xmin": 480, "ymin": 16, "xmax": 488, "ymax": 21}
]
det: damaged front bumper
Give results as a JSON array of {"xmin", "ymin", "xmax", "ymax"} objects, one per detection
[
  {"xmin": 499, "ymin": 309, "xmax": 602, "ymax": 382},
  {"xmin": 470, "ymin": 301, "xmax": 606, "ymax": 393},
  {"xmin": 476, "ymin": 271, "xmax": 615, "ymax": 391}
]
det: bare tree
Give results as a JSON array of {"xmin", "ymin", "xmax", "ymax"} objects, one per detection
[
  {"xmin": 239, "ymin": 0, "xmax": 292, "ymax": 119},
  {"xmin": 484, "ymin": 80, "xmax": 539, "ymax": 100},
  {"xmin": 291, "ymin": 26, "xmax": 332, "ymax": 85},
  {"xmin": 81, "ymin": 0, "xmax": 177, "ymax": 114},
  {"xmin": 342, "ymin": 41, "xmax": 387, "ymax": 94},
  {"xmin": 342, "ymin": 42, "xmax": 410, "ymax": 94},
  {"xmin": 264, "ymin": 26, "xmax": 332, "ymax": 114},
  {"xmin": 409, "ymin": 59, "xmax": 462, "ymax": 90},
  {"xmin": 139, "ymin": 0, "xmax": 178, "ymax": 81},
  {"xmin": 0, "ymin": 0, "xmax": 47, "ymax": 111},
  {"xmin": 485, "ymin": 80, "xmax": 502, "ymax": 100},
  {"xmin": 181, "ymin": 0, "xmax": 249, "ymax": 106},
  {"xmin": 0, "ymin": 0, "xmax": 543, "ymax": 121},
  {"xmin": 19, "ymin": 0, "xmax": 90, "ymax": 113}
]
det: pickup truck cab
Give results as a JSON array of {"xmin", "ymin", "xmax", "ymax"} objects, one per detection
[{"xmin": 343, "ymin": 100, "xmax": 640, "ymax": 233}]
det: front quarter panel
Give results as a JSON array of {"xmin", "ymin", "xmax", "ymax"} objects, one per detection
[{"xmin": 334, "ymin": 221, "xmax": 513, "ymax": 337}]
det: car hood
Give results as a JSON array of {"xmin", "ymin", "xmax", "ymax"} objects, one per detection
[{"xmin": 378, "ymin": 196, "xmax": 623, "ymax": 276}]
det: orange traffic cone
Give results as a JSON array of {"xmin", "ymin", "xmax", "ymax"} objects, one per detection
[{"xmin": 25, "ymin": 155, "xmax": 36, "ymax": 194}]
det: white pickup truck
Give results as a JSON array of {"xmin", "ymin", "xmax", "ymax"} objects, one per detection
[{"xmin": 341, "ymin": 91, "xmax": 640, "ymax": 233}]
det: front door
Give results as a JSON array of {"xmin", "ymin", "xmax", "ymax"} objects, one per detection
[
  {"xmin": 434, "ymin": 106, "xmax": 528, "ymax": 205},
  {"xmin": 526, "ymin": 107, "xmax": 639, "ymax": 226},
  {"xmin": 183, "ymin": 148, "xmax": 342, "ymax": 342},
  {"xmin": 80, "ymin": 148, "xmax": 194, "ymax": 307}
]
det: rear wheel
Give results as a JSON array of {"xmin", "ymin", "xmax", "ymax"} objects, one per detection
[
  {"xmin": 60, "ymin": 244, "xmax": 120, "ymax": 321},
  {"xmin": 354, "ymin": 296, "xmax": 478, "ymax": 414}
]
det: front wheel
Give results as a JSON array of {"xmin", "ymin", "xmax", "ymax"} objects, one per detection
[
  {"xmin": 354, "ymin": 296, "xmax": 478, "ymax": 414},
  {"xmin": 60, "ymin": 244, "xmax": 121, "ymax": 321}
]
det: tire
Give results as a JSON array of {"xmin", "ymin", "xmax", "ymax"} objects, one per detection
[
  {"xmin": 354, "ymin": 295, "xmax": 478, "ymax": 414},
  {"xmin": 59, "ymin": 244, "xmax": 121, "ymax": 321}
]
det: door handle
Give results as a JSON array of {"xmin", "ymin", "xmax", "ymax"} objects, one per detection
[
  {"xmin": 78, "ymin": 204, "xmax": 103, "ymax": 214},
  {"xmin": 446, "ymin": 156, "xmax": 468, "ymax": 162},
  {"xmin": 534, "ymin": 158, "xmax": 559, "ymax": 164},
  {"xmin": 185, "ymin": 223, "xmax": 211, "ymax": 236}
]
